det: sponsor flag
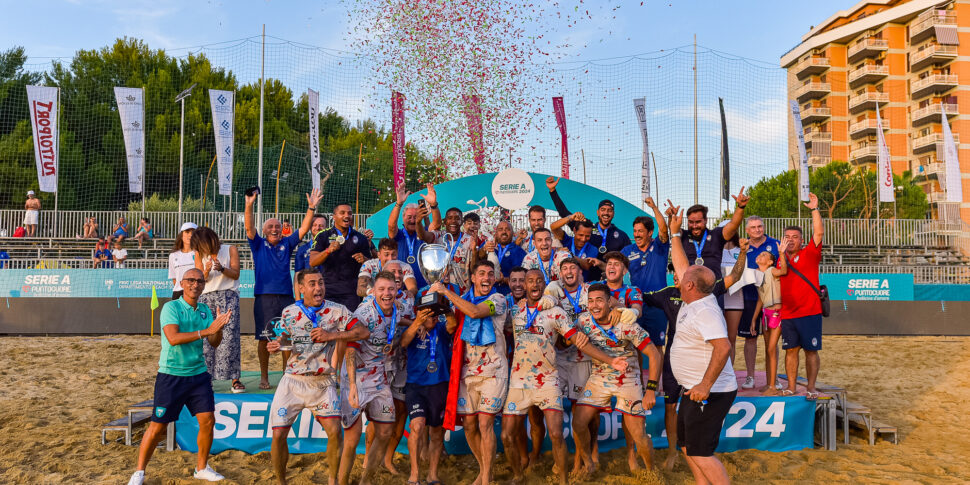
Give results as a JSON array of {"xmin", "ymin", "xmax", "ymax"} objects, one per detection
[
  {"xmin": 719, "ymin": 97, "xmax": 730, "ymax": 202},
  {"xmin": 941, "ymin": 103, "xmax": 963, "ymax": 203},
  {"xmin": 875, "ymin": 108, "xmax": 894, "ymax": 202},
  {"xmin": 553, "ymin": 96, "xmax": 569, "ymax": 179},
  {"xmin": 150, "ymin": 285, "xmax": 159, "ymax": 310},
  {"xmin": 392, "ymin": 91, "xmax": 406, "ymax": 188},
  {"xmin": 307, "ymin": 89, "xmax": 321, "ymax": 191},
  {"xmin": 114, "ymin": 87, "xmax": 145, "ymax": 193},
  {"xmin": 462, "ymin": 94, "xmax": 486, "ymax": 174},
  {"xmin": 633, "ymin": 98, "xmax": 650, "ymax": 200},
  {"xmin": 208, "ymin": 89, "xmax": 235, "ymax": 195},
  {"xmin": 26, "ymin": 85, "xmax": 59, "ymax": 192},
  {"xmin": 790, "ymin": 100, "xmax": 810, "ymax": 201}
]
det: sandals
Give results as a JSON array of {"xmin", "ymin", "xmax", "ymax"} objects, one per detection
[
  {"xmin": 231, "ymin": 380, "xmax": 246, "ymax": 393},
  {"xmin": 259, "ymin": 380, "xmax": 272, "ymax": 390},
  {"xmin": 806, "ymin": 391, "xmax": 820, "ymax": 400},
  {"xmin": 781, "ymin": 389, "xmax": 795, "ymax": 396}
]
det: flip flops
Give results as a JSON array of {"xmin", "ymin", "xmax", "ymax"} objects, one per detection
[{"xmin": 781, "ymin": 389, "xmax": 795, "ymax": 396}]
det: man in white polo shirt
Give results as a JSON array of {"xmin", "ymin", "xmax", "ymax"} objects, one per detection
[{"xmin": 670, "ymin": 265, "xmax": 737, "ymax": 485}]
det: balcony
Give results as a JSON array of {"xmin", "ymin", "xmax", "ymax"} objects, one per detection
[
  {"xmin": 794, "ymin": 57, "xmax": 831, "ymax": 80},
  {"xmin": 915, "ymin": 162, "xmax": 946, "ymax": 182},
  {"xmin": 910, "ymin": 10, "xmax": 957, "ymax": 44},
  {"xmin": 928, "ymin": 191, "xmax": 949, "ymax": 204},
  {"xmin": 801, "ymin": 107, "xmax": 831, "ymax": 124},
  {"xmin": 850, "ymin": 145, "xmax": 879, "ymax": 164},
  {"xmin": 911, "ymin": 74, "xmax": 958, "ymax": 99},
  {"xmin": 849, "ymin": 119, "xmax": 887, "ymax": 139},
  {"xmin": 807, "ymin": 155, "xmax": 830, "ymax": 167},
  {"xmin": 804, "ymin": 131, "xmax": 832, "ymax": 147},
  {"xmin": 794, "ymin": 82, "xmax": 831, "ymax": 103},
  {"xmin": 849, "ymin": 64, "xmax": 889, "ymax": 88},
  {"xmin": 848, "ymin": 38, "xmax": 888, "ymax": 63},
  {"xmin": 912, "ymin": 103, "xmax": 959, "ymax": 126},
  {"xmin": 910, "ymin": 44, "xmax": 958, "ymax": 71},
  {"xmin": 913, "ymin": 132, "xmax": 958, "ymax": 154},
  {"xmin": 849, "ymin": 91, "xmax": 889, "ymax": 114}
]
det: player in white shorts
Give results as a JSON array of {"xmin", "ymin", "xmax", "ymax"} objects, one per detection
[{"xmin": 267, "ymin": 269, "xmax": 366, "ymax": 485}]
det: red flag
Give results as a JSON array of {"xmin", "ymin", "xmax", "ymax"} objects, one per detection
[
  {"xmin": 462, "ymin": 94, "xmax": 486, "ymax": 174},
  {"xmin": 443, "ymin": 309, "xmax": 466, "ymax": 431},
  {"xmin": 553, "ymin": 96, "xmax": 568, "ymax": 179},
  {"xmin": 391, "ymin": 91, "xmax": 406, "ymax": 189}
]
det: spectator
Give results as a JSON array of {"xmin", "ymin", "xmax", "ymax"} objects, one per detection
[
  {"xmin": 168, "ymin": 222, "xmax": 198, "ymax": 300},
  {"xmin": 110, "ymin": 216, "xmax": 129, "ymax": 243},
  {"xmin": 740, "ymin": 215, "xmax": 781, "ymax": 391},
  {"xmin": 112, "ymin": 240, "xmax": 129, "ymax": 269},
  {"xmin": 133, "ymin": 218, "xmax": 154, "ymax": 249},
  {"xmin": 82, "ymin": 217, "xmax": 99, "ymax": 239},
  {"xmin": 0, "ymin": 248, "xmax": 9, "ymax": 268},
  {"xmin": 23, "ymin": 190, "xmax": 40, "ymax": 237},
  {"xmin": 281, "ymin": 220, "xmax": 293, "ymax": 237},
  {"xmin": 93, "ymin": 237, "xmax": 112, "ymax": 268}
]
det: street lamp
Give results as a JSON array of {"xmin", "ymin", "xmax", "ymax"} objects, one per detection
[{"xmin": 174, "ymin": 83, "xmax": 197, "ymax": 222}]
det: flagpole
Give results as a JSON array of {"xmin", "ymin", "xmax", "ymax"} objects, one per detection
[
  {"xmin": 581, "ymin": 149, "xmax": 587, "ymax": 184},
  {"xmin": 257, "ymin": 24, "xmax": 266, "ymax": 224}
]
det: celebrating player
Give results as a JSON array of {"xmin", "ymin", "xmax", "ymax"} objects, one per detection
[{"xmin": 521, "ymin": 228, "xmax": 569, "ymax": 284}]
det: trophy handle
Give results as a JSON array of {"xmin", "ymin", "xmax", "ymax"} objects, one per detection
[{"xmin": 445, "ymin": 231, "xmax": 455, "ymax": 248}]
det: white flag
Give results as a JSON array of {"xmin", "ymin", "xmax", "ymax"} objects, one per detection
[
  {"xmin": 633, "ymin": 98, "xmax": 650, "ymax": 200},
  {"xmin": 208, "ymin": 89, "xmax": 235, "ymax": 195},
  {"xmin": 26, "ymin": 85, "xmax": 59, "ymax": 193},
  {"xmin": 114, "ymin": 87, "xmax": 145, "ymax": 193},
  {"xmin": 308, "ymin": 88, "xmax": 321, "ymax": 191},
  {"xmin": 875, "ymin": 108, "xmax": 894, "ymax": 203},
  {"xmin": 941, "ymin": 103, "xmax": 963, "ymax": 203},
  {"xmin": 790, "ymin": 100, "xmax": 809, "ymax": 201}
]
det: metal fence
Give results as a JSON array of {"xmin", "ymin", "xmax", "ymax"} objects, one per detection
[{"xmin": 760, "ymin": 218, "xmax": 955, "ymax": 248}]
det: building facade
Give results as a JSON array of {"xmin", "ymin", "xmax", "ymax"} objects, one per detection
[{"xmin": 781, "ymin": 0, "xmax": 969, "ymax": 223}]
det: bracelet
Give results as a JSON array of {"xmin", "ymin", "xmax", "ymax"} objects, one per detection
[
  {"xmin": 429, "ymin": 204, "xmax": 438, "ymax": 209},
  {"xmin": 737, "ymin": 204, "xmax": 747, "ymax": 209},
  {"xmin": 646, "ymin": 380, "xmax": 659, "ymax": 391},
  {"xmin": 198, "ymin": 330, "xmax": 203, "ymax": 340},
  {"xmin": 308, "ymin": 206, "xmax": 316, "ymax": 212},
  {"xmin": 671, "ymin": 233, "xmax": 682, "ymax": 237}
]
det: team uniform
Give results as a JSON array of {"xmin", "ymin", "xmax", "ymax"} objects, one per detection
[
  {"xmin": 560, "ymin": 235, "xmax": 599, "ymax": 280},
  {"xmin": 600, "ymin": 283, "xmax": 643, "ymax": 311},
  {"xmin": 430, "ymin": 230, "xmax": 478, "ymax": 292},
  {"xmin": 386, "ymin": 293, "xmax": 415, "ymax": 400},
  {"xmin": 340, "ymin": 301, "xmax": 400, "ymax": 428},
  {"xmin": 505, "ymin": 305, "xmax": 576, "ymax": 414},
  {"xmin": 575, "ymin": 312, "xmax": 653, "ymax": 416},
  {"xmin": 394, "ymin": 228, "xmax": 427, "ymax": 288},
  {"xmin": 491, "ymin": 242, "xmax": 526, "ymax": 295},
  {"xmin": 456, "ymin": 291, "xmax": 509, "ymax": 416},
  {"xmin": 544, "ymin": 281, "xmax": 593, "ymax": 401},
  {"xmin": 270, "ymin": 301, "xmax": 357, "ymax": 428},
  {"xmin": 521, "ymin": 248, "xmax": 570, "ymax": 284},
  {"xmin": 313, "ymin": 227, "xmax": 372, "ymax": 310},
  {"xmin": 358, "ymin": 258, "xmax": 417, "ymax": 283},
  {"xmin": 622, "ymin": 239, "xmax": 671, "ymax": 345},
  {"xmin": 520, "ymin": 233, "xmax": 563, "ymax": 253},
  {"xmin": 405, "ymin": 314, "xmax": 452, "ymax": 427}
]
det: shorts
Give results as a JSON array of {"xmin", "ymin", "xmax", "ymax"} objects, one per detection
[
  {"xmin": 737, "ymin": 299, "xmax": 761, "ymax": 339},
  {"xmin": 661, "ymin": 351, "xmax": 682, "ymax": 405},
  {"xmin": 677, "ymin": 389, "xmax": 737, "ymax": 457},
  {"xmin": 762, "ymin": 308, "xmax": 782, "ymax": 330},
  {"xmin": 113, "ymin": 229, "xmax": 127, "ymax": 238},
  {"xmin": 23, "ymin": 210, "xmax": 38, "ymax": 225},
  {"xmin": 557, "ymin": 360, "xmax": 592, "ymax": 401},
  {"xmin": 269, "ymin": 373, "xmax": 340, "ymax": 428},
  {"xmin": 577, "ymin": 373, "xmax": 649, "ymax": 417},
  {"xmin": 638, "ymin": 309, "xmax": 668, "ymax": 346},
  {"xmin": 151, "ymin": 372, "xmax": 214, "ymax": 424},
  {"xmin": 781, "ymin": 314, "xmax": 823, "ymax": 351},
  {"xmin": 405, "ymin": 381, "xmax": 449, "ymax": 427},
  {"xmin": 387, "ymin": 366, "xmax": 407, "ymax": 401},
  {"xmin": 505, "ymin": 385, "xmax": 563, "ymax": 415},
  {"xmin": 456, "ymin": 375, "xmax": 507, "ymax": 416},
  {"xmin": 254, "ymin": 294, "xmax": 295, "ymax": 340},
  {"xmin": 339, "ymin": 382, "xmax": 395, "ymax": 429}
]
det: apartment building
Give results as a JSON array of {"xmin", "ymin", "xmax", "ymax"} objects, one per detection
[{"xmin": 780, "ymin": 0, "xmax": 969, "ymax": 223}]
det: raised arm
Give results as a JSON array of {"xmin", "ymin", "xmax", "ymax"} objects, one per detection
[
  {"xmin": 723, "ymin": 238, "xmax": 748, "ymax": 288},
  {"xmin": 432, "ymin": 283, "xmax": 494, "ymax": 318},
  {"xmin": 806, "ymin": 193, "xmax": 823, "ymax": 246},
  {"xmin": 420, "ymin": 183, "xmax": 442, "ymax": 231},
  {"xmin": 644, "ymin": 197, "xmax": 669, "ymax": 243},
  {"xmin": 244, "ymin": 192, "xmax": 258, "ymax": 240},
  {"xmin": 388, "ymin": 185, "xmax": 409, "ymax": 239},
  {"xmin": 400, "ymin": 309, "xmax": 435, "ymax": 348},
  {"xmin": 414, "ymin": 204, "xmax": 436, "ymax": 243},
  {"xmin": 773, "ymin": 250, "xmax": 789, "ymax": 277},
  {"xmin": 296, "ymin": 189, "xmax": 323, "ymax": 239},
  {"xmin": 668, "ymin": 208, "xmax": 688, "ymax": 281},
  {"xmin": 546, "ymin": 176, "xmax": 573, "ymax": 219}
]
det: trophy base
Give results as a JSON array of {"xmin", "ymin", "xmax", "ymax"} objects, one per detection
[{"xmin": 416, "ymin": 292, "xmax": 451, "ymax": 316}]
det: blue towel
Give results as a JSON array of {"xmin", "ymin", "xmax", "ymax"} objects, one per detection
[{"xmin": 460, "ymin": 289, "xmax": 497, "ymax": 346}]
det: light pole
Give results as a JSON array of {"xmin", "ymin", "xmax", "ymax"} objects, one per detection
[{"xmin": 174, "ymin": 83, "xmax": 197, "ymax": 223}]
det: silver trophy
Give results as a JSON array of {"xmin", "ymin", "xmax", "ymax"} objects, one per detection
[{"xmin": 416, "ymin": 234, "xmax": 454, "ymax": 315}]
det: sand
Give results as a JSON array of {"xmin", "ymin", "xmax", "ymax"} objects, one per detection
[{"xmin": 1, "ymin": 335, "xmax": 968, "ymax": 484}]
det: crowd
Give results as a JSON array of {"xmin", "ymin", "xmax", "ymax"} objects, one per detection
[{"xmin": 128, "ymin": 178, "xmax": 826, "ymax": 485}]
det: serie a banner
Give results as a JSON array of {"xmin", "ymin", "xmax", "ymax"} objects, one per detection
[{"xmin": 175, "ymin": 393, "xmax": 815, "ymax": 455}]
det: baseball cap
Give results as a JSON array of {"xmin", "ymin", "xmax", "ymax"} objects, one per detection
[
  {"xmin": 598, "ymin": 199, "xmax": 614, "ymax": 209},
  {"xmin": 180, "ymin": 222, "xmax": 198, "ymax": 232},
  {"xmin": 26, "ymin": 190, "xmax": 35, "ymax": 196}
]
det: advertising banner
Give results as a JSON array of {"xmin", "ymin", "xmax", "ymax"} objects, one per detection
[
  {"xmin": 208, "ymin": 89, "xmax": 235, "ymax": 195},
  {"xmin": 114, "ymin": 87, "xmax": 145, "ymax": 193},
  {"xmin": 26, "ymin": 85, "xmax": 59, "ymax": 193},
  {"xmin": 633, "ymin": 97, "xmax": 650, "ymax": 200},
  {"xmin": 307, "ymin": 88, "xmax": 321, "ymax": 191},
  {"xmin": 392, "ymin": 91, "xmax": 406, "ymax": 189},
  {"xmin": 0, "ymin": 269, "xmax": 256, "ymax": 298},
  {"xmin": 552, "ymin": 96, "xmax": 568, "ymax": 179},
  {"xmin": 875, "ymin": 108, "xmax": 894, "ymax": 203},
  {"xmin": 821, "ymin": 273, "xmax": 914, "ymax": 301},
  {"xmin": 790, "ymin": 100, "xmax": 810, "ymax": 202}
]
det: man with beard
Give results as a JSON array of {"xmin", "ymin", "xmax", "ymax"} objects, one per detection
[
  {"xmin": 483, "ymin": 219, "xmax": 526, "ymax": 295},
  {"xmin": 430, "ymin": 260, "xmax": 508, "ymax": 485},
  {"xmin": 417, "ymin": 207, "xmax": 477, "ymax": 292},
  {"xmin": 515, "ymin": 205, "xmax": 562, "ymax": 252},
  {"xmin": 293, "ymin": 214, "xmax": 327, "ymax": 298},
  {"xmin": 310, "ymin": 203, "xmax": 373, "ymax": 311},
  {"xmin": 571, "ymin": 283, "xmax": 661, "ymax": 477},
  {"xmin": 551, "ymin": 213, "xmax": 599, "ymax": 280},
  {"xmin": 501, "ymin": 269, "xmax": 625, "ymax": 484},
  {"xmin": 387, "ymin": 184, "xmax": 441, "ymax": 288},
  {"xmin": 547, "ymin": 176, "xmax": 631, "ymax": 256},
  {"xmin": 246, "ymin": 188, "xmax": 323, "ymax": 390},
  {"xmin": 621, "ymin": 197, "xmax": 670, "ymax": 349},
  {"xmin": 521, "ymin": 228, "xmax": 570, "ymax": 285},
  {"xmin": 357, "ymin": 238, "xmax": 418, "ymax": 298},
  {"xmin": 266, "ymin": 270, "xmax": 367, "ymax": 485},
  {"xmin": 675, "ymin": 188, "xmax": 748, "ymax": 281}
]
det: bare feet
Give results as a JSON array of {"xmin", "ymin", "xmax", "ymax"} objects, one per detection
[
  {"xmin": 762, "ymin": 387, "xmax": 780, "ymax": 397},
  {"xmin": 569, "ymin": 462, "xmax": 596, "ymax": 481},
  {"xmin": 382, "ymin": 457, "xmax": 401, "ymax": 476},
  {"xmin": 259, "ymin": 379, "xmax": 271, "ymax": 390},
  {"xmin": 627, "ymin": 447, "xmax": 641, "ymax": 472},
  {"xmin": 663, "ymin": 450, "xmax": 678, "ymax": 471}
]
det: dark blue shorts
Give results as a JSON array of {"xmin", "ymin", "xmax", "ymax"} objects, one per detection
[
  {"xmin": 253, "ymin": 294, "xmax": 295, "ymax": 340},
  {"xmin": 661, "ymin": 349, "xmax": 682, "ymax": 405},
  {"xmin": 638, "ymin": 309, "xmax": 668, "ymax": 347},
  {"xmin": 405, "ymin": 381, "xmax": 449, "ymax": 427},
  {"xmin": 737, "ymin": 299, "xmax": 761, "ymax": 339},
  {"xmin": 781, "ymin": 314, "xmax": 823, "ymax": 351},
  {"xmin": 151, "ymin": 372, "xmax": 214, "ymax": 423}
]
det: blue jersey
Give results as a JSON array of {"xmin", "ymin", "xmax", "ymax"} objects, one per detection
[
  {"xmin": 492, "ymin": 242, "xmax": 526, "ymax": 295},
  {"xmin": 293, "ymin": 240, "xmax": 315, "ymax": 273},
  {"xmin": 742, "ymin": 236, "xmax": 780, "ymax": 300},
  {"xmin": 622, "ymin": 239, "xmax": 670, "ymax": 333},
  {"xmin": 562, "ymin": 234, "xmax": 599, "ymax": 279},
  {"xmin": 406, "ymin": 317, "xmax": 451, "ymax": 385},
  {"xmin": 248, "ymin": 232, "xmax": 301, "ymax": 295},
  {"xmin": 395, "ymin": 228, "xmax": 427, "ymax": 288},
  {"xmin": 95, "ymin": 248, "xmax": 113, "ymax": 268}
]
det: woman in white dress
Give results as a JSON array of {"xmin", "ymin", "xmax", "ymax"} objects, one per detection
[
  {"xmin": 192, "ymin": 226, "xmax": 244, "ymax": 392},
  {"xmin": 167, "ymin": 222, "xmax": 197, "ymax": 300}
]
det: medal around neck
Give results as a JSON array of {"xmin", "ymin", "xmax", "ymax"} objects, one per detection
[
  {"xmin": 416, "ymin": 235, "xmax": 453, "ymax": 315},
  {"xmin": 335, "ymin": 235, "xmax": 346, "ymax": 245}
]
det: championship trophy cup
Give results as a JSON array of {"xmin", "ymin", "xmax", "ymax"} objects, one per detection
[{"xmin": 416, "ymin": 236, "xmax": 453, "ymax": 315}]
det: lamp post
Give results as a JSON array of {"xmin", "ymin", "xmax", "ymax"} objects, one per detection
[{"xmin": 174, "ymin": 83, "xmax": 197, "ymax": 223}]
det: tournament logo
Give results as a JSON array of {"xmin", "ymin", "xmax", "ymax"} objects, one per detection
[
  {"xmin": 457, "ymin": 397, "xmax": 467, "ymax": 407},
  {"xmin": 583, "ymin": 389, "xmax": 592, "ymax": 398},
  {"xmin": 507, "ymin": 402, "xmax": 517, "ymax": 411},
  {"xmin": 491, "ymin": 168, "xmax": 535, "ymax": 211},
  {"xmin": 155, "ymin": 407, "xmax": 166, "ymax": 418},
  {"xmin": 277, "ymin": 407, "xmax": 287, "ymax": 417}
]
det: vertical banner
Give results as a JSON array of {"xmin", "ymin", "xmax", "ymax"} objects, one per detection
[
  {"xmin": 208, "ymin": 89, "xmax": 235, "ymax": 195},
  {"xmin": 941, "ymin": 103, "xmax": 963, "ymax": 203},
  {"xmin": 552, "ymin": 96, "xmax": 569, "ymax": 179},
  {"xmin": 114, "ymin": 87, "xmax": 145, "ymax": 193},
  {"xmin": 633, "ymin": 98, "xmax": 650, "ymax": 200},
  {"xmin": 719, "ymin": 97, "xmax": 730, "ymax": 202},
  {"xmin": 307, "ymin": 88, "xmax": 321, "ymax": 191},
  {"xmin": 26, "ymin": 85, "xmax": 59, "ymax": 193},
  {"xmin": 392, "ymin": 91, "xmax": 406, "ymax": 189},
  {"xmin": 789, "ymin": 100, "xmax": 809, "ymax": 201},
  {"xmin": 462, "ymin": 94, "xmax": 486, "ymax": 174},
  {"xmin": 875, "ymin": 108, "xmax": 894, "ymax": 203}
]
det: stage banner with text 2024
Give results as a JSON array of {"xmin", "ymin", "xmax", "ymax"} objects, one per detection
[{"xmin": 176, "ymin": 393, "xmax": 814, "ymax": 455}]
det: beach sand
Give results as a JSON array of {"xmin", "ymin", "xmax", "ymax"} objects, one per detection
[{"xmin": 1, "ymin": 335, "xmax": 968, "ymax": 484}]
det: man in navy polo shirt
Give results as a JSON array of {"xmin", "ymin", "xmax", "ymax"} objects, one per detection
[
  {"xmin": 738, "ymin": 215, "xmax": 780, "ymax": 389},
  {"xmin": 622, "ymin": 197, "xmax": 670, "ymax": 347},
  {"xmin": 309, "ymin": 202, "xmax": 374, "ymax": 311},
  {"xmin": 547, "ymin": 177, "xmax": 630, "ymax": 281},
  {"xmin": 292, "ymin": 214, "xmax": 327, "ymax": 298},
  {"xmin": 676, "ymin": 188, "xmax": 748, "ymax": 280},
  {"xmin": 245, "ymin": 188, "xmax": 323, "ymax": 390},
  {"xmin": 487, "ymin": 219, "xmax": 526, "ymax": 295},
  {"xmin": 387, "ymin": 183, "xmax": 442, "ymax": 288},
  {"xmin": 551, "ymin": 214, "xmax": 599, "ymax": 280}
]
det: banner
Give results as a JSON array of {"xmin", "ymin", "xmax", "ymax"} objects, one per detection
[
  {"xmin": 26, "ymin": 85, "xmax": 59, "ymax": 193},
  {"xmin": 552, "ymin": 96, "xmax": 568, "ymax": 179},
  {"xmin": 875, "ymin": 108, "xmax": 894, "ymax": 203},
  {"xmin": 114, "ymin": 87, "xmax": 145, "ymax": 193},
  {"xmin": 307, "ymin": 88, "xmax": 321, "ymax": 191},
  {"xmin": 719, "ymin": 97, "xmax": 730, "ymax": 202},
  {"xmin": 941, "ymin": 103, "xmax": 963, "ymax": 203},
  {"xmin": 177, "ymin": 393, "xmax": 814, "ymax": 455},
  {"xmin": 392, "ymin": 91, "xmax": 406, "ymax": 189},
  {"xmin": 633, "ymin": 98, "xmax": 650, "ymax": 200},
  {"xmin": 208, "ymin": 89, "xmax": 235, "ymax": 195},
  {"xmin": 0, "ymin": 269, "xmax": 255, "ymax": 298},
  {"xmin": 462, "ymin": 94, "xmax": 486, "ymax": 174},
  {"xmin": 821, "ymin": 273, "xmax": 914, "ymax": 301},
  {"xmin": 789, "ymin": 100, "xmax": 809, "ymax": 201}
]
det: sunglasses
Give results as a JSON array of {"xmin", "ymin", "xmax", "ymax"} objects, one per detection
[{"xmin": 182, "ymin": 278, "xmax": 206, "ymax": 286}]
